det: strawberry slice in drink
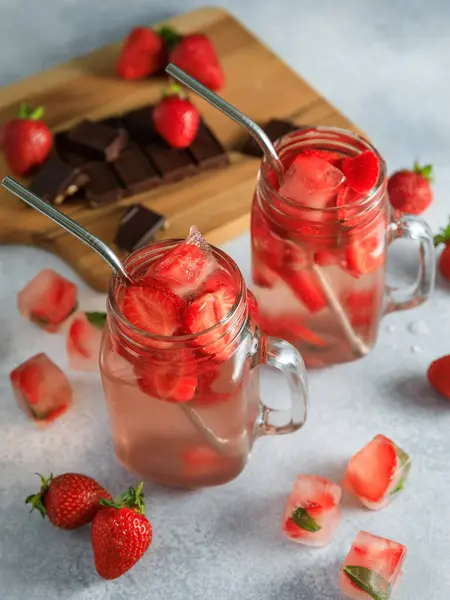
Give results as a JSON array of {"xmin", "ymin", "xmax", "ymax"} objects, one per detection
[
  {"xmin": 10, "ymin": 353, "xmax": 73, "ymax": 425},
  {"xmin": 17, "ymin": 269, "xmax": 77, "ymax": 333},
  {"xmin": 284, "ymin": 269, "xmax": 327, "ymax": 313},
  {"xmin": 341, "ymin": 289, "xmax": 381, "ymax": 328},
  {"xmin": 342, "ymin": 434, "xmax": 411, "ymax": 510},
  {"xmin": 136, "ymin": 355, "xmax": 198, "ymax": 403},
  {"xmin": 66, "ymin": 312, "xmax": 106, "ymax": 372},
  {"xmin": 340, "ymin": 531, "xmax": 407, "ymax": 600},
  {"xmin": 282, "ymin": 475, "xmax": 342, "ymax": 547},
  {"xmin": 145, "ymin": 226, "xmax": 216, "ymax": 298}
]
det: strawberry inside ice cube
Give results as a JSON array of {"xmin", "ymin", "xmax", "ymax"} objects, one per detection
[
  {"xmin": 17, "ymin": 269, "xmax": 78, "ymax": 333},
  {"xmin": 67, "ymin": 312, "xmax": 106, "ymax": 372},
  {"xmin": 10, "ymin": 353, "xmax": 73, "ymax": 425},
  {"xmin": 279, "ymin": 155, "xmax": 345, "ymax": 210},
  {"xmin": 340, "ymin": 531, "xmax": 406, "ymax": 600},
  {"xmin": 147, "ymin": 226, "xmax": 216, "ymax": 298},
  {"xmin": 342, "ymin": 434, "xmax": 411, "ymax": 510},
  {"xmin": 282, "ymin": 475, "xmax": 342, "ymax": 547}
]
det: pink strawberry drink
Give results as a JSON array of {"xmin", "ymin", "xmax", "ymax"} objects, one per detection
[
  {"xmin": 100, "ymin": 227, "xmax": 308, "ymax": 488},
  {"xmin": 251, "ymin": 127, "xmax": 436, "ymax": 367}
]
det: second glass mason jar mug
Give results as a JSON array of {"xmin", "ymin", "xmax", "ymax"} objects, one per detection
[
  {"xmin": 251, "ymin": 127, "xmax": 436, "ymax": 368},
  {"xmin": 100, "ymin": 241, "xmax": 308, "ymax": 489}
]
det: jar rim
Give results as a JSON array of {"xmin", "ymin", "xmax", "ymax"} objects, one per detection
[
  {"xmin": 107, "ymin": 239, "xmax": 246, "ymax": 345},
  {"xmin": 259, "ymin": 126, "xmax": 387, "ymax": 216}
]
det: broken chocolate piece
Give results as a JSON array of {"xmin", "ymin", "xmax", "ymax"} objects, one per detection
[
  {"xmin": 64, "ymin": 120, "xmax": 128, "ymax": 162},
  {"xmin": 241, "ymin": 119, "xmax": 298, "ymax": 157},
  {"xmin": 122, "ymin": 106, "xmax": 158, "ymax": 145},
  {"xmin": 54, "ymin": 132, "xmax": 93, "ymax": 168},
  {"xmin": 83, "ymin": 162, "xmax": 124, "ymax": 207},
  {"xmin": 112, "ymin": 144, "xmax": 160, "ymax": 195},
  {"xmin": 29, "ymin": 156, "xmax": 90, "ymax": 205},
  {"xmin": 97, "ymin": 116, "xmax": 124, "ymax": 130},
  {"xmin": 144, "ymin": 142, "xmax": 197, "ymax": 183},
  {"xmin": 115, "ymin": 204, "xmax": 166, "ymax": 252},
  {"xmin": 188, "ymin": 123, "xmax": 229, "ymax": 170}
]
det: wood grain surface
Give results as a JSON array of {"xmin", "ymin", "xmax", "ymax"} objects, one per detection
[{"xmin": 0, "ymin": 6, "xmax": 357, "ymax": 291}]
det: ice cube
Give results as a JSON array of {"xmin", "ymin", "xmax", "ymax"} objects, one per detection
[
  {"xmin": 10, "ymin": 353, "xmax": 73, "ymax": 426},
  {"xmin": 148, "ymin": 226, "xmax": 216, "ymax": 298},
  {"xmin": 17, "ymin": 269, "xmax": 78, "ymax": 333},
  {"xmin": 340, "ymin": 531, "xmax": 407, "ymax": 600},
  {"xmin": 342, "ymin": 435, "xmax": 411, "ymax": 510},
  {"xmin": 279, "ymin": 155, "xmax": 345, "ymax": 208},
  {"xmin": 282, "ymin": 475, "xmax": 342, "ymax": 547},
  {"xmin": 66, "ymin": 312, "xmax": 106, "ymax": 372}
]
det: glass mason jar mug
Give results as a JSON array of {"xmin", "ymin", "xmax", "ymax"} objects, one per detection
[
  {"xmin": 100, "ymin": 241, "xmax": 308, "ymax": 489},
  {"xmin": 251, "ymin": 127, "xmax": 436, "ymax": 368}
]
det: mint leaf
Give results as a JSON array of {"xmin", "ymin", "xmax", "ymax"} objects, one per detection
[
  {"xmin": 31, "ymin": 315, "xmax": 49, "ymax": 325},
  {"xmin": 86, "ymin": 311, "xmax": 107, "ymax": 329},
  {"xmin": 343, "ymin": 566, "xmax": 391, "ymax": 600},
  {"xmin": 291, "ymin": 507, "xmax": 321, "ymax": 533},
  {"xmin": 392, "ymin": 445, "xmax": 411, "ymax": 494}
]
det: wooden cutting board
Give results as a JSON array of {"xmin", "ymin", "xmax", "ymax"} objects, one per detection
[{"xmin": 0, "ymin": 6, "xmax": 357, "ymax": 292}]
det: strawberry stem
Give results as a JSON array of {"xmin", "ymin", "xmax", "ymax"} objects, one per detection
[
  {"xmin": 157, "ymin": 25, "xmax": 182, "ymax": 52},
  {"xmin": 100, "ymin": 482, "xmax": 146, "ymax": 514},
  {"xmin": 162, "ymin": 81, "xmax": 185, "ymax": 99},
  {"xmin": 25, "ymin": 473, "xmax": 53, "ymax": 518},
  {"xmin": 413, "ymin": 161, "xmax": 433, "ymax": 182},
  {"xmin": 434, "ymin": 219, "xmax": 450, "ymax": 246},
  {"xmin": 17, "ymin": 103, "xmax": 44, "ymax": 121}
]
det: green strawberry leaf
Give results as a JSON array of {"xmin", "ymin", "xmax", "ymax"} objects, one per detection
[
  {"xmin": 291, "ymin": 507, "xmax": 321, "ymax": 533},
  {"xmin": 434, "ymin": 219, "xmax": 450, "ymax": 246},
  {"xmin": 413, "ymin": 161, "xmax": 433, "ymax": 182},
  {"xmin": 86, "ymin": 311, "xmax": 107, "ymax": 329},
  {"xmin": 157, "ymin": 25, "xmax": 182, "ymax": 52},
  {"xmin": 343, "ymin": 566, "xmax": 391, "ymax": 600}
]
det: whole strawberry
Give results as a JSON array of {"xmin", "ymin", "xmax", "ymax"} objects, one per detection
[
  {"xmin": 434, "ymin": 220, "xmax": 450, "ymax": 282},
  {"xmin": 2, "ymin": 104, "xmax": 52, "ymax": 176},
  {"xmin": 26, "ymin": 473, "xmax": 112, "ymax": 529},
  {"xmin": 387, "ymin": 162, "xmax": 433, "ymax": 215},
  {"xmin": 117, "ymin": 27, "xmax": 165, "ymax": 80},
  {"xmin": 153, "ymin": 84, "xmax": 200, "ymax": 148},
  {"xmin": 427, "ymin": 354, "xmax": 450, "ymax": 399},
  {"xmin": 160, "ymin": 27, "xmax": 224, "ymax": 91},
  {"xmin": 91, "ymin": 482, "xmax": 152, "ymax": 580}
]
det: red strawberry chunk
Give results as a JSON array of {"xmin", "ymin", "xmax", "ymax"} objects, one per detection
[
  {"xmin": 148, "ymin": 226, "xmax": 216, "ymax": 298},
  {"xmin": 17, "ymin": 269, "xmax": 77, "ymax": 332},
  {"xmin": 342, "ymin": 289, "xmax": 379, "ymax": 327},
  {"xmin": 116, "ymin": 27, "xmax": 165, "ymax": 79},
  {"xmin": 345, "ymin": 233, "xmax": 385, "ymax": 277},
  {"xmin": 67, "ymin": 312, "xmax": 106, "ymax": 372},
  {"xmin": 122, "ymin": 284, "xmax": 184, "ymax": 338},
  {"xmin": 169, "ymin": 34, "xmax": 224, "ymax": 91},
  {"xmin": 279, "ymin": 155, "xmax": 345, "ymax": 209},
  {"xmin": 336, "ymin": 185, "xmax": 365, "ymax": 221},
  {"xmin": 341, "ymin": 150, "xmax": 380, "ymax": 194},
  {"xmin": 10, "ymin": 353, "xmax": 73, "ymax": 425},
  {"xmin": 298, "ymin": 149, "xmax": 342, "ymax": 165},
  {"xmin": 283, "ymin": 269, "xmax": 327, "ymax": 313},
  {"xmin": 136, "ymin": 362, "xmax": 197, "ymax": 403}
]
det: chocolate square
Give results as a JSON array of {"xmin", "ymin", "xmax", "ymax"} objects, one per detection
[
  {"xmin": 112, "ymin": 144, "xmax": 161, "ymax": 195},
  {"xmin": 83, "ymin": 162, "xmax": 124, "ymax": 207},
  {"xmin": 115, "ymin": 204, "xmax": 166, "ymax": 252},
  {"xmin": 29, "ymin": 156, "xmax": 90, "ymax": 205},
  {"xmin": 122, "ymin": 106, "xmax": 159, "ymax": 146},
  {"xmin": 65, "ymin": 120, "xmax": 128, "ymax": 162},
  {"xmin": 144, "ymin": 142, "xmax": 198, "ymax": 183},
  {"xmin": 188, "ymin": 123, "xmax": 229, "ymax": 170},
  {"xmin": 241, "ymin": 119, "xmax": 298, "ymax": 157}
]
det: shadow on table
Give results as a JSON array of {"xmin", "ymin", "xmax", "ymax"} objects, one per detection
[{"xmin": 388, "ymin": 373, "xmax": 449, "ymax": 411}]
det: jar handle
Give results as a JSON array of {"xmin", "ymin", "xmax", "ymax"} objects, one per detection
[
  {"xmin": 255, "ymin": 334, "xmax": 308, "ymax": 436},
  {"xmin": 384, "ymin": 215, "xmax": 436, "ymax": 314}
]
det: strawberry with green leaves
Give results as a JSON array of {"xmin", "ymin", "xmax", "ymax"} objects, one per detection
[
  {"xmin": 116, "ymin": 27, "xmax": 165, "ymax": 80},
  {"xmin": 91, "ymin": 482, "xmax": 152, "ymax": 580},
  {"xmin": 387, "ymin": 162, "xmax": 433, "ymax": 215},
  {"xmin": 434, "ymin": 219, "xmax": 450, "ymax": 282},
  {"xmin": 26, "ymin": 473, "xmax": 111, "ymax": 529},
  {"xmin": 152, "ymin": 84, "xmax": 200, "ymax": 149}
]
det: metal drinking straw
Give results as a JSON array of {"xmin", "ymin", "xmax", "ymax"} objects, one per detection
[{"xmin": 166, "ymin": 63, "xmax": 369, "ymax": 356}]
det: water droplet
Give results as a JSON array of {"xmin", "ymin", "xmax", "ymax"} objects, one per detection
[
  {"xmin": 411, "ymin": 344, "xmax": 422, "ymax": 353},
  {"xmin": 408, "ymin": 320, "xmax": 430, "ymax": 335},
  {"xmin": 386, "ymin": 324, "xmax": 397, "ymax": 333}
]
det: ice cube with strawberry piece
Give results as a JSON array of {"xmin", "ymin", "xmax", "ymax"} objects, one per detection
[
  {"xmin": 10, "ymin": 353, "xmax": 73, "ymax": 425},
  {"xmin": 146, "ymin": 225, "xmax": 216, "ymax": 298},
  {"xmin": 282, "ymin": 475, "xmax": 342, "ymax": 547},
  {"xmin": 340, "ymin": 531, "xmax": 407, "ymax": 600},
  {"xmin": 342, "ymin": 434, "xmax": 411, "ymax": 510},
  {"xmin": 67, "ymin": 312, "xmax": 107, "ymax": 372},
  {"xmin": 17, "ymin": 269, "xmax": 78, "ymax": 332}
]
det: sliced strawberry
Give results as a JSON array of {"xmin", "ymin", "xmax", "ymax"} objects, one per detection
[
  {"xmin": 314, "ymin": 250, "xmax": 338, "ymax": 267},
  {"xmin": 298, "ymin": 149, "xmax": 342, "ymax": 165},
  {"xmin": 336, "ymin": 185, "xmax": 365, "ymax": 221},
  {"xmin": 283, "ymin": 517, "xmax": 305, "ymax": 539},
  {"xmin": 342, "ymin": 289, "xmax": 378, "ymax": 327},
  {"xmin": 184, "ymin": 286, "xmax": 236, "ymax": 355},
  {"xmin": 346, "ymin": 234, "xmax": 384, "ymax": 277},
  {"xmin": 202, "ymin": 269, "xmax": 236, "ymax": 294},
  {"xmin": 341, "ymin": 150, "xmax": 380, "ymax": 194},
  {"xmin": 137, "ymin": 366, "xmax": 197, "ymax": 403},
  {"xmin": 148, "ymin": 226, "xmax": 215, "ymax": 297},
  {"xmin": 283, "ymin": 270, "xmax": 327, "ymax": 313},
  {"xmin": 343, "ymin": 435, "xmax": 397, "ymax": 503},
  {"xmin": 122, "ymin": 284, "xmax": 184, "ymax": 337}
]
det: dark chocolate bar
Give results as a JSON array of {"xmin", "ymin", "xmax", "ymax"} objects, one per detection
[
  {"xmin": 29, "ymin": 156, "xmax": 90, "ymax": 205},
  {"xmin": 144, "ymin": 142, "xmax": 197, "ymax": 183},
  {"xmin": 241, "ymin": 119, "xmax": 298, "ymax": 157},
  {"xmin": 97, "ymin": 116, "xmax": 124, "ymax": 130},
  {"xmin": 188, "ymin": 123, "xmax": 229, "ymax": 170},
  {"xmin": 115, "ymin": 204, "xmax": 166, "ymax": 252},
  {"xmin": 65, "ymin": 120, "xmax": 128, "ymax": 162},
  {"xmin": 83, "ymin": 162, "xmax": 124, "ymax": 207},
  {"xmin": 112, "ymin": 144, "xmax": 160, "ymax": 195},
  {"xmin": 54, "ymin": 132, "xmax": 93, "ymax": 168},
  {"xmin": 122, "ymin": 106, "xmax": 158, "ymax": 145}
]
